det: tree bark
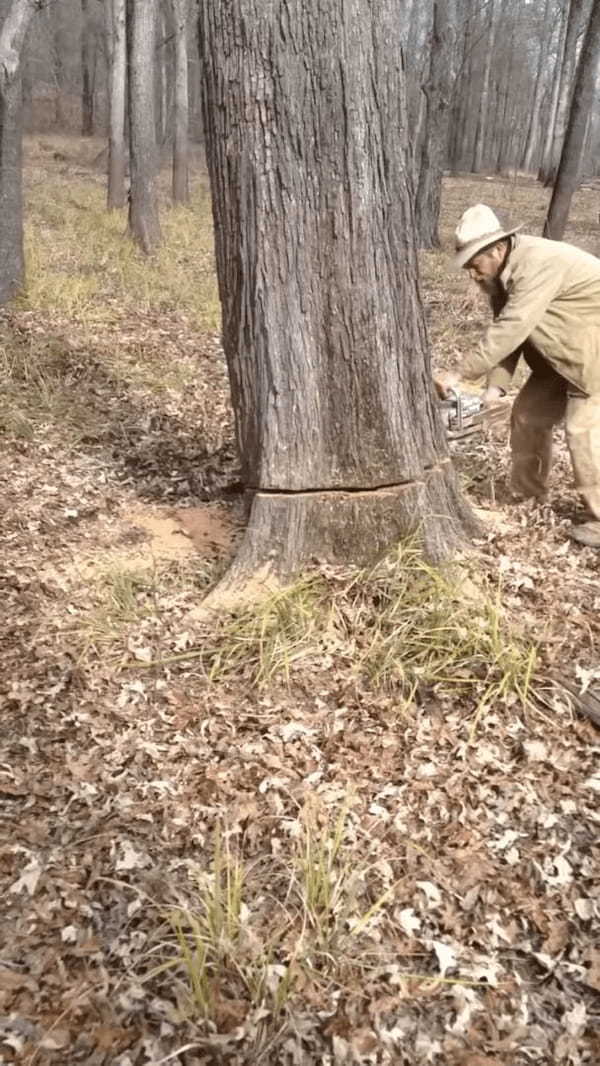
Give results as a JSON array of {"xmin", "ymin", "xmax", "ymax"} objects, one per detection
[
  {"xmin": 171, "ymin": 0, "xmax": 189, "ymax": 203},
  {"xmin": 155, "ymin": 3, "xmax": 168, "ymax": 145},
  {"xmin": 127, "ymin": 0, "xmax": 161, "ymax": 252},
  {"xmin": 409, "ymin": 0, "xmax": 434, "ymax": 186},
  {"xmin": 106, "ymin": 0, "xmax": 127, "ymax": 208},
  {"xmin": 198, "ymin": 0, "xmax": 475, "ymax": 585},
  {"xmin": 544, "ymin": 0, "xmax": 600, "ymax": 238},
  {"xmin": 81, "ymin": 0, "xmax": 94, "ymax": 136},
  {"xmin": 541, "ymin": 0, "xmax": 588, "ymax": 185},
  {"xmin": 0, "ymin": 0, "xmax": 43, "ymax": 305},
  {"xmin": 414, "ymin": 0, "xmax": 454, "ymax": 247}
]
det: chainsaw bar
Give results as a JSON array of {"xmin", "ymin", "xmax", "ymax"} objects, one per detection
[{"xmin": 439, "ymin": 389, "xmax": 510, "ymax": 440}]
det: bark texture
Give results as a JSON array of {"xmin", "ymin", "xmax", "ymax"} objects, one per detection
[
  {"xmin": 0, "ymin": 0, "xmax": 40, "ymax": 305},
  {"xmin": 171, "ymin": 0, "xmax": 189, "ymax": 204},
  {"xmin": 198, "ymin": 0, "xmax": 474, "ymax": 580},
  {"xmin": 414, "ymin": 0, "xmax": 454, "ymax": 248},
  {"xmin": 127, "ymin": 0, "xmax": 161, "ymax": 252},
  {"xmin": 106, "ymin": 0, "xmax": 126, "ymax": 208},
  {"xmin": 545, "ymin": 0, "xmax": 600, "ymax": 238}
]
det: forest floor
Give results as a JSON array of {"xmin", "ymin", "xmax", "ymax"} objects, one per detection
[{"xmin": 1, "ymin": 137, "xmax": 600, "ymax": 1066}]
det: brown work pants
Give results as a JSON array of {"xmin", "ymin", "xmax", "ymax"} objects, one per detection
[{"xmin": 511, "ymin": 365, "xmax": 600, "ymax": 520}]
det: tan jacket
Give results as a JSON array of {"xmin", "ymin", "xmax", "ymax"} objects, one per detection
[{"xmin": 462, "ymin": 234, "xmax": 600, "ymax": 395}]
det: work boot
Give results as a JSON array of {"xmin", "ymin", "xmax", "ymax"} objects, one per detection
[{"xmin": 568, "ymin": 521, "xmax": 600, "ymax": 548}]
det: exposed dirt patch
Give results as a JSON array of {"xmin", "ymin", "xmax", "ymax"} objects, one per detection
[
  {"xmin": 119, "ymin": 503, "xmax": 238, "ymax": 562},
  {"xmin": 172, "ymin": 503, "xmax": 237, "ymax": 555}
]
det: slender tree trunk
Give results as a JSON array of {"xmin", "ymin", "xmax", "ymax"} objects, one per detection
[
  {"xmin": 521, "ymin": 0, "xmax": 554, "ymax": 172},
  {"xmin": 449, "ymin": 0, "xmax": 477, "ymax": 172},
  {"xmin": 495, "ymin": 17, "xmax": 518, "ymax": 171},
  {"xmin": 172, "ymin": 0, "xmax": 189, "ymax": 203},
  {"xmin": 0, "ymin": 0, "xmax": 44, "ymax": 305},
  {"xmin": 539, "ymin": 4, "xmax": 569, "ymax": 181},
  {"xmin": 155, "ymin": 5, "xmax": 168, "ymax": 145},
  {"xmin": 48, "ymin": 3, "xmax": 66, "ymax": 129},
  {"xmin": 106, "ymin": 0, "xmax": 127, "ymax": 208},
  {"xmin": 542, "ymin": 0, "xmax": 588, "ymax": 185},
  {"xmin": 81, "ymin": 0, "xmax": 94, "ymax": 136},
  {"xmin": 127, "ymin": 0, "xmax": 161, "ymax": 253},
  {"xmin": 545, "ymin": 0, "xmax": 600, "ymax": 238},
  {"xmin": 406, "ymin": 0, "xmax": 427, "ymax": 133},
  {"xmin": 414, "ymin": 1, "xmax": 454, "ymax": 247},
  {"xmin": 472, "ymin": 0, "xmax": 498, "ymax": 172},
  {"xmin": 410, "ymin": 0, "xmax": 433, "ymax": 182},
  {"xmin": 198, "ymin": 0, "xmax": 474, "ymax": 588}
]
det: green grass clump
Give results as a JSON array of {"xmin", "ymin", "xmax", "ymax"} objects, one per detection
[
  {"xmin": 167, "ymin": 542, "xmax": 536, "ymax": 714},
  {"xmin": 142, "ymin": 809, "xmax": 400, "ymax": 1027}
]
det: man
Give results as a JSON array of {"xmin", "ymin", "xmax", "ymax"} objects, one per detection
[{"xmin": 436, "ymin": 203, "xmax": 600, "ymax": 547}]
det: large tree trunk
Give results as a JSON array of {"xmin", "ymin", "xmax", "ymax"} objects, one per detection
[
  {"xmin": 198, "ymin": 0, "xmax": 474, "ymax": 587},
  {"xmin": 127, "ymin": 0, "xmax": 161, "ymax": 253},
  {"xmin": 544, "ymin": 0, "xmax": 600, "ymax": 238},
  {"xmin": 541, "ymin": 0, "xmax": 588, "ymax": 185},
  {"xmin": 81, "ymin": 0, "xmax": 94, "ymax": 136},
  {"xmin": 0, "ymin": 0, "xmax": 42, "ymax": 305},
  {"xmin": 414, "ymin": 0, "xmax": 454, "ymax": 248},
  {"xmin": 171, "ymin": 0, "xmax": 189, "ymax": 204},
  {"xmin": 106, "ymin": 0, "xmax": 127, "ymax": 209}
]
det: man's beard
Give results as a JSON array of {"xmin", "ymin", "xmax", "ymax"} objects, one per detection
[{"xmin": 476, "ymin": 276, "xmax": 502, "ymax": 297}]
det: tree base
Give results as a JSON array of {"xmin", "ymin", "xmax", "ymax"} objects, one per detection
[{"xmin": 197, "ymin": 461, "xmax": 478, "ymax": 613}]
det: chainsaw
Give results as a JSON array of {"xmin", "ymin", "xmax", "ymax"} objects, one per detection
[{"xmin": 439, "ymin": 387, "xmax": 510, "ymax": 440}]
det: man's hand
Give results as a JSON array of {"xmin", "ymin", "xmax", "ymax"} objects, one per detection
[
  {"xmin": 433, "ymin": 370, "xmax": 460, "ymax": 400},
  {"xmin": 481, "ymin": 385, "xmax": 506, "ymax": 407}
]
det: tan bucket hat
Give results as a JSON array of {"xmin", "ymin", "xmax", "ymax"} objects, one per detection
[{"xmin": 454, "ymin": 203, "xmax": 522, "ymax": 268}]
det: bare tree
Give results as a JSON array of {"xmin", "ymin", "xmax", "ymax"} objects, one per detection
[
  {"xmin": 127, "ymin": 0, "xmax": 161, "ymax": 252},
  {"xmin": 155, "ymin": 0, "xmax": 169, "ymax": 145},
  {"xmin": 472, "ymin": 0, "xmax": 498, "ymax": 173},
  {"xmin": 48, "ymin": 0, "xmax": 66, "ymax": 127},
  {"xmin": 521, "ymin": 0, "xmax": 554, "ymax": 172},
  {"xmin": 544, "ymin": 0, "xmax": 600, "ymax": 238},
  {"xmin": 538, "ymin": 3, "xmax": 570, "ymax": 180},
  {"xmin": 171, "ymin": 0, "xmax": 189, "ymax": 203},
  {"xmin": 449, "ymin": 0, "xmax": 478, "ymax": 172},
  {"xmin": 198, "ymin": 0, "xmax": 474, "ymax": 590},
  {"xmin": 414, "ymin": 0, "xmax": 455, "ymax": 247},
  {"xmin": 0, "ymin": 0, "xmax": 47, "ymax": 305},
  {"xmin": 81, "ymin": 0, "xmax": 94, "ymax": 135},
  {"xmin": 540, "ymin": 0, "xmax": 589, "ymax": 185},
  {"xmin": 106, "ymin": 0, "xmax": 126, "ymax": 208}
]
